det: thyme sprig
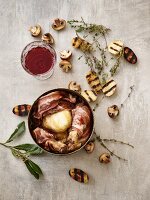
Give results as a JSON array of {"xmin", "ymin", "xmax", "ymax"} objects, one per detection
[
  {"xmin": 120, "ymin": 85, "xmax": 135, "ymax": 108},
  {"xmin": 68, "ymin": 18, "xmax": 110, "ymax": 36},
  {"xmin": 0, "ymin": 122, "xmax": 43, "ymax": 179},
  {"xmin": 94, "ymin": 131, "xmax": 134, "ymax": 161},
  {"xmin": 93, "ymin": 95, "xmax": 105, "ymax": 112},
  {"xmin": 110, "ymin": 58, "xmax": 120, "ymax": 77}
]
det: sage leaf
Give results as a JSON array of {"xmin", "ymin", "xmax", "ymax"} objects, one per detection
[
  {"xmin": 25, "ymin": 160, "xmax": 39, "ymax": 179},
  {"xmin": 5, "ymin": 121, "xmax": 25, "ymax": 143},
  {"xmin": 14, "ymin": 144, "xmax": 43, "ymax": 155}
]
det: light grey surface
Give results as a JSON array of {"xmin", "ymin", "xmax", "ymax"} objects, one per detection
[{"xmin": 0, "ymin": 0, "xmax": 150, "ymax": 199}]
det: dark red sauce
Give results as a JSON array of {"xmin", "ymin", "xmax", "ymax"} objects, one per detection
[{"xmin": 25, "ymin": 47, "xmax": 54, "ymax": 75}]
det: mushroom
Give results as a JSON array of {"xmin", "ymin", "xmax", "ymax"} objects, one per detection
[
  {"xmin": 99, "ymin": 153, "xmax": 111, "ymax": 164},
  {"xmin": 68, "ymin": 81, "xmax": 81, "ymax": 92},
  {"xmin": 60, "ymin": 50, "xmax": 72, "ymax": 60},
  {"xmin": 52, "ymin": 18, "xmax": 66, "ymax": 31},
  {"xmin": 59, "ymin": 60, "xmax": 72, "ymax": 72},
  {"xmin": 84, "ymin": 141, "xmax": 95, "ymax": 153},
  {"xmin": 42, "ymin": 33, "xmax": 54, "ymax": 44},
  {"xmin": 107, "ymin": 105, "xmax": 119, "ymax": 118},
  {"xmin": 29, "ymin": 25, "xmax": 41, "ymax": 37}
]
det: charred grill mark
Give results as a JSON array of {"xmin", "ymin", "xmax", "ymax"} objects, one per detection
[
  {"xmin": 104, "ymin": 85, "xmax": 116, "ymax": 95},
  {"xmin": 69, "ymin": 168, "xmax": 88, "ymax": 183},
  {"xmin": 80, "ymin": 169, "xmax": 84, "ymax": 183},
  {"xmin": 102, "ymin": 79, "xmax": 114, "ymax": 89},
  {"xmin": 88, "ymin": 77, "xmax": 99, "ymax": 84},
  {"xmin": 74, "ymin": 168, "xmax": 78, "ymax": 181},
  {"xmin": 110, "ymin": 47, "xmax": 119, "ymax": 52},
  {"xmin": 13, "ymin": 104, "xmax": 31, "ymax": 116},
  {"xmin": 85, "ymin": 90, "xmax": 92, "ymax": 101},
  {"xmin": 92, "ymin": 83, "xmax": 101, "ymax": 89},
  {"xmin": 113, "ymin": 42, "xmax": 123, "ymax": 47}
]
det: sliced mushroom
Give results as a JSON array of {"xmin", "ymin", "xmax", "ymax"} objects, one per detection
[
  {"xmin": 42, "ymin": 33, "xmax": 54, "ymax": 44},
  {"xmin": 29, "ymin": 25, "xmax": 41, "ymax": 37},
  {"xmin": 68, "ymin": 81, "xmax": 81, "ymax": 92},
  {"xmin": 60, "ymin": 50, "xmax": 72, "ymax": 60},
  {"xmin": 52, "ymin": 18, "xmax": 66, "ymax": 31},
  {"xmin": 107, "ymin": 105, "xmax": 119, "ymax": 118},
  {"xmin": 99, "ymin": 153, "xmax": 111, "ymax": 163},
  {"xmin": 59, "ymin": 60, "xmax": 72, "ymax": 72}
]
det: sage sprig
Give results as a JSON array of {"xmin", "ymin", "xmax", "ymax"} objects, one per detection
[{"xmin": 0, "ymin": 121, "xmax": 43, "ymax": 179}]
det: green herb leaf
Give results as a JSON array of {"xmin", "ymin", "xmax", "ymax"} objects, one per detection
[
  {"xmin": 28, "ymin": 160, "xmax": 43, "ymax": 175},
  {"xmin": 5, "ymin": 121, "xmax": 26, "ymax": 143},
  {"xmin": 25, "ymin": 160, "xmax": 39, "ymax": 179},
  {"xmin": 14, "ymin": 144, "xmax": 43, "ymax": 155}
]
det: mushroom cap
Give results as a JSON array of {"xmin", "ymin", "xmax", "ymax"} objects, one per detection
[
  {"xmin": 60, "ymin": 50, "xmax": 72, "ymax": 60},
  {"xmin": 42, "ymin": 33, "xmax": 54, "ymax": 44},
  {"xmin": 52, "ymin": 18, "xmax": 66, "ymax": 31}
]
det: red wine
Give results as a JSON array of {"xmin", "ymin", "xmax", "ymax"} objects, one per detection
[{"xmin": 25, "ymin": 47, "xmax": 55, "ymax": 75}]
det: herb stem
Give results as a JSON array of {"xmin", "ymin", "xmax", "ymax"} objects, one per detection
[
  {"xmin": 96, "ymin": 136, "xmax": 127, "ymax": 161},
  {"xmin": 120, "ymin": 85, "xmax": 135, "ymax": 108},
  {"xmin": 101, "ymin": 139, "xmax": 134, "ymax": 148},
  {"xmin": 0, "ymin": 142, "xmax": 12, "ymax": 148}
]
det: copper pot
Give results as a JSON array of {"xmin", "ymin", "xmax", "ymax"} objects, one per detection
[{"xmin": 28, "ymin": 88, "xmax": 94, "ymax": 155}]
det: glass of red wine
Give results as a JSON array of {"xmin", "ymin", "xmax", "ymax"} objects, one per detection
[{"xmin": 21, "ymin": 41, "xmax": 56, "ymax": 80}]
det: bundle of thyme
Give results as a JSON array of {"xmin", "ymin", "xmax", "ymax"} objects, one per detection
[
  {"xmin": 0, "ymin": 121, "xmax": 43, "ymax": 179},
  {"xmin": 68, "ymin": 18, "xmax": 123, "ymax": 82},
  {"xmin": 68, "ymin": 17, "xmax": 110, "ymax": 36}
]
